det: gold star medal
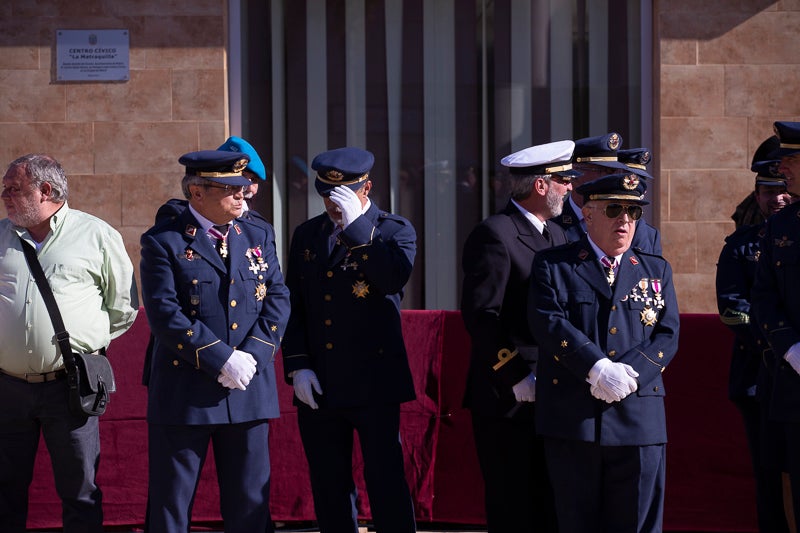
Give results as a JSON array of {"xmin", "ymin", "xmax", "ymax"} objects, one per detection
[
  {"xmin": 640, "ymin": 306, "xmax": 658, "ymax": 326},
  {"xmin": 254, "ymin": 283, "xmax": 267, "ymax": 301},
  {"xmin": 352, "ymin": 280, "xmax": 370, "ymax": 298}
]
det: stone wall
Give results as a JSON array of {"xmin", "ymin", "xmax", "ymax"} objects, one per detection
[
  {"xmin": 658, "ymin": 0, "xmax": 800, "ymax": 312},
  {"xmin": 0, "ymin": 0, "xmax": 229, "ymax": 290}
]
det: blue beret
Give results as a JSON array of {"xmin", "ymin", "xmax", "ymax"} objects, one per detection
[
  {"xmin": 178, "ymin": 150, "xmax": 252, "ymax": 187},
  {"xmin": 500, "ymin": 140, "xmax": 580, "ymax": 178},
  {"xmin": 572, "ymin": 133, "xmax": 627, "ymax": 170},
  {"xmin": 618, "ymin": 148, "xmax": 653, "ymax": 180},
  {"xmin": 312, "ymin": 147, "xmax": 375, "ymax": 195},
  {"xmin": 770, "ymin": 121, "xmax": 800, "ymax": 158},
  {"xmin": 218, "ymin": 136, "xmax": 267, "ymax": 181},
  {"xmin": 576, "ymin": 173, "xmax": 649, "ymax": 205}
]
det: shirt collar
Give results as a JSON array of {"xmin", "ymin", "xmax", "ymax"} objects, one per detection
[
  {"xmin": 510, "ymin": 198, "xmax": 547, "ymax": 234},
  {"xmin": 586, "ymin": 234, "xmax": 622, "ymax": 265}
]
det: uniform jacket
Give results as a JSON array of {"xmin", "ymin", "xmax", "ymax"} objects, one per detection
[
  {"xmin": 752, "ymin": 202, "xmax": 800, "ymax": 422},
  {"xmin": 716, "ymin": 223, "xmax": 773, "ymax": 400},
  {"xmin": 528, "ymin": 236, "xmax": 680, "ymax": 446},
  {"xmin": 460, "ymin": 200, "xmax": 567, "ymax": 418},
  {"xmin": 140, "ymin": 208, "xmax": 290, "ymax": 425},
  {"xmin": 281, "ymin": 202, "xmax": 416, "ymax": 408},
  {"xmin": 551, "ymin": 200, "xmax": 663, "ymax": 255}
]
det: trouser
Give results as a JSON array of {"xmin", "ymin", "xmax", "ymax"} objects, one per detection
[
  {"xmin": 297, "ymin": 403, "xmax": 416, "ymax": 533},
  {"xmin": 471, "ymin": 411, "xmax": 558, "ymax": 533},
  {"xmin": 544, "ymin": 438, "xmax": 665, "ymax": 533},
  {"xmin": 147, "ymin": 420, "xmax": 273, "ymax": 533},
  {"xmin": 0, "ymin": 372, "xmax": 103, "ymax": 533}
]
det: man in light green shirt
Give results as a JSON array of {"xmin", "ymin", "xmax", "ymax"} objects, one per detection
[{"xmin": 0, "ymin": 154, "xmax": 138, "ymax": 533}]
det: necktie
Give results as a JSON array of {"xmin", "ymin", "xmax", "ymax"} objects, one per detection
[
  {"xmin": 600, "ymin": 255, "xmax": 618, "ymax": 285},
  {"xmin": 208, "ymin": 224, "xmax": 230, "ymax": 259},
  {"xmin": 329, "ymin": 226, "xmax": 343, "ymax": 256},
  {"xmin": 541, "ymin": 224, "xmax": 551, "ymax": 244}
]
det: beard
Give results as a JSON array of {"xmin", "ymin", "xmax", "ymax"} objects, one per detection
[
  {"xmin": 7, "ymin": 198, "xmax": 42, "ymax": 229},
  {"xmin": 545, "ymin": 186, "xmax": 566, "ymax": 218}
]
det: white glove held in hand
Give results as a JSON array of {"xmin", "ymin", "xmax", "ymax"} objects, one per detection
[
  {"xmin": 587, "ymin": 358, "xmax": 639, "ymax": 402},
  {"xmin": 784, "ymin": 342, "xmax": 800, "ymax": 375},
  {"xmin": 292, "ymin": 369, "xmax": 323, "ymax": 409},
  {"xmin": 512, "ymin": 373, "xmax": 536, "ymax": 402},
  {"xmin": 219, "ymin": 350, "xmax": 257, "ymax": 391},
  {"xmin": 328, "ymin": 185, "xmax": 363, "ymax": 229}
]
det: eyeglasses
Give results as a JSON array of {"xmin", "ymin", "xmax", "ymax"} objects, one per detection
[
  {"xmin": 204, "ymin": 183, "xmax": 246, "ymax": 194},
  {"xmin": 601, "ymin": 203, "xmax": 643, "ymax": 220}
]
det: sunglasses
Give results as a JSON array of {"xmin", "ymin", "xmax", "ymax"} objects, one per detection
[
  {"xmin": 602, "ymin": 203, "xmax": 643, "ymax": 220},
  {"xmin": 204, "ymin": 183, "xmax": 246, "ymax": 194}
]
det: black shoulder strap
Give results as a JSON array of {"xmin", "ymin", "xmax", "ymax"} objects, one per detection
[{"xmin": 18, "ymin": 236, "xmax": 75, "ymax": 368}]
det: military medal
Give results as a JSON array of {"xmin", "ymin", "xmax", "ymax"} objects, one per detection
[
  {"xmin": 185, "ymin": 249, "xmax": 195, "ymax": 261},
  {"xmin": 640, "ymin": 305, "xmax": 658, "ymax": 326},
  {"xmin": 254, "ymin": 283, "xmax": 267, "ymax": 301},
  {"xmin": 352, "ymin": 280, "xmax": 370, "ymax": 298}
]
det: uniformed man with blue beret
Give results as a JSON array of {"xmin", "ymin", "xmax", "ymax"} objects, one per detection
[
  {"xmin": 551, "ymin": 133, "xmax": 662, "ymax": 254},
  {"xmin": 461, "ymin": 140, "xmax": 577, "ymax": 533},
  {"xmin": 716, "ymin": 150, "xmax": 793, "ymax": 533},
  {"xmin": 140, "ymin": 150, "xmax": 290, "ymax": 533},
  {"xmin": 153, "ymin": 136, "xmax": 271, "ymax": 228},
  {"xmin": 281, "ymin": 147, "xmax": 417, "ymax": 533},
  {"xmin": 752, "ymin": 120, "xmax": 800, "ymax": 524},
  {"xmin": 528, "ymin": 173, "xmax": 679, "ymax": 533}
]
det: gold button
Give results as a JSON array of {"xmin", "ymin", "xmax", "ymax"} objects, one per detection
[
  {"xmin": 177, "ymin": 344, "xmax": 183, "ymax": 350},
  {"xmin": 190, "ymin": 310, "xmax": 196, "ymax": 316},
  {"xmin": 259, "ymin": 275, "xmax": 264, "ymax": 280},
  {"xmin": 327, "ymin": 271, "xmax": 334, "ymax": 278},
  {"xmin": 173, "ymin": 360, "xmax": 179, "ymax": 366},
  {"xmin": 230, "ymin": 300, "xmax": 237, "ymax": 307},
  {"xmin": 326, "ymin": 342, "xmax": 333, "ymax": 349},
  {"xmin": 611, "ymin": 305, "xmax": 617, "ymax": 311},
  {"xmin": 324, "ymin": 319, "xmax": 332, "ymax": 326},
  {"xmin": 231, "ymin": 323, "xmax": 238, "ymax": 330},
  {"xmin": 777, "ymin": 260, "xmax": 782, "ymax": 267},
  {"xmin": 552, "ymin": 379, "xmax": 558, "ymax": 385},
  {"xmin": 324, "ymin": 294, "xmax": 332, "ymax": 301},
  {"xmin": 653, "ymin": 386, "xmax": 660, "ymax": 392},
  {"xmin": 608, "ymin": 350, "xmax": 616, "ymax": 357},
  {"xmin": 610, "ymin": 327, "xmax": 618, "ymax": 334},
  {"xmin": 554, "ymin": 355, "xmax": 560, "ymax": 362},
  {"xmin": 192, "ymin": 279, "xmax": 198, "ymax": 285},
  {"xmin": 230, "ymin": 278, "xmax": 235, "ymax": 285}
]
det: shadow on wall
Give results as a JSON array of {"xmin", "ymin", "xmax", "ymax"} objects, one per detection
[{"xmin": 659, "ymin": 0, "xmax": 777, "ymax": 40}]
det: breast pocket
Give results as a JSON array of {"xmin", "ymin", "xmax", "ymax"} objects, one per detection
[
  {"xmin": 176, "ymin": 268, "xmax": 223, "ymax": 319},
  {"xmin": 560, "ymin": 290, "xmax": 596, "ymax": 323},
  {"xmin": 237, "ymin": 268, "xmax": 265, "ymax": 313}
]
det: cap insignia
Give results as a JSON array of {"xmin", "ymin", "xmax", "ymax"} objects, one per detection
[
  {"xmin": 233, "ymin": 158, "xmax": 248, "ymax": 173},
  {"xmin": 622, "ymin": 174, "xmax": 639, "ymax": 190},
  {"xmin": 325, "ymin": 170, "xmax": 344, "ymax": 183},
  {"xmin": 608, "ymin": 133, "xmax": 621, "ymax": 150}
]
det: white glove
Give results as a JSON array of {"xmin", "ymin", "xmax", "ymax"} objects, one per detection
[
  {"xmin": 217, "ymin": 373, "xmax": 237, "ymax": 390},
  {"xmin": 587, "ymin": 358, "xmax": 639, "ymax": 402},
  {"xmin": 328, "ymin": 185, "xmax": 363, "ymax": 229},
  {"xmin": 784, "ymin": 342, "xmax": 800, "ymax": 375},
  {"xmin": 219, "ymin": 350, "xmax": 257, "ymax": 391},
  {"xmin": 590, "ymin": 383, "xmax": 618, "ymax": 403},
  {"xmin": 292, "ymin": 369, "xmax": 323, "ymax": 409},
  {"xmin": 512, "ymin": 373, "xmax": 536, "ymax": 402}
]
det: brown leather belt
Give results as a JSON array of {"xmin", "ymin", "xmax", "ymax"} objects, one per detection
[{"xmin": 0, "ymin": 368, "xmax": 68, "ymax": 383}]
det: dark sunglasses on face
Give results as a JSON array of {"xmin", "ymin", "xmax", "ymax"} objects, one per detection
[
  {"xmin": 204, "ymin": 183, "xmax": 246, "ymax": 194},
  {"xmin": 602, "ymin": 203, "xmax": 643, "ymax": 220}
]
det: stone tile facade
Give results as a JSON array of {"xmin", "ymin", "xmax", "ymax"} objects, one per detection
[
  {"xmin": 658, "ymin": 0, "xmax": 800, "ymax": 312},
  {"xmin": 1, "ymin": 1, "xmax": 799, "ymax": 313}
]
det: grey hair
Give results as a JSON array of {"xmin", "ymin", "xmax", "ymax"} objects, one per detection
[
  {"xmin": 509, "ymin": 173, "xmax": 551, "ymax": 201},
  {"xmin": 181, "ymin": 174, "xmax": 208, "ymax": 199},
  {"xmin": 7, "ymin": 154, "xmax": 68, "ymax": 202}
]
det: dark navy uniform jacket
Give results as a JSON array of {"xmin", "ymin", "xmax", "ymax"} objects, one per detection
[
  {"xmin": 528, "ymin": 237, "xmax": 680, "ymax": 446},
  {"xmin": 461, "ymin": 201, "xmax": 567, "ymax": 418},
  {"xmin": 551, "ymin": 200, "xmax": 662, "ymax": 255},
  {"xmin": 281, "ymin": 202, "xmax": 416, "ymax": 408},
  {"xmin": 752, "ymin": 202, "xmax": 800, "ymax": 422},
  {"xmin": 140, "ymin": 208, "xmax": 290, "ymax": 425},
  {"xmin": 716, "ymin": 223, "xmax": 773, "ymax": 400}
]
